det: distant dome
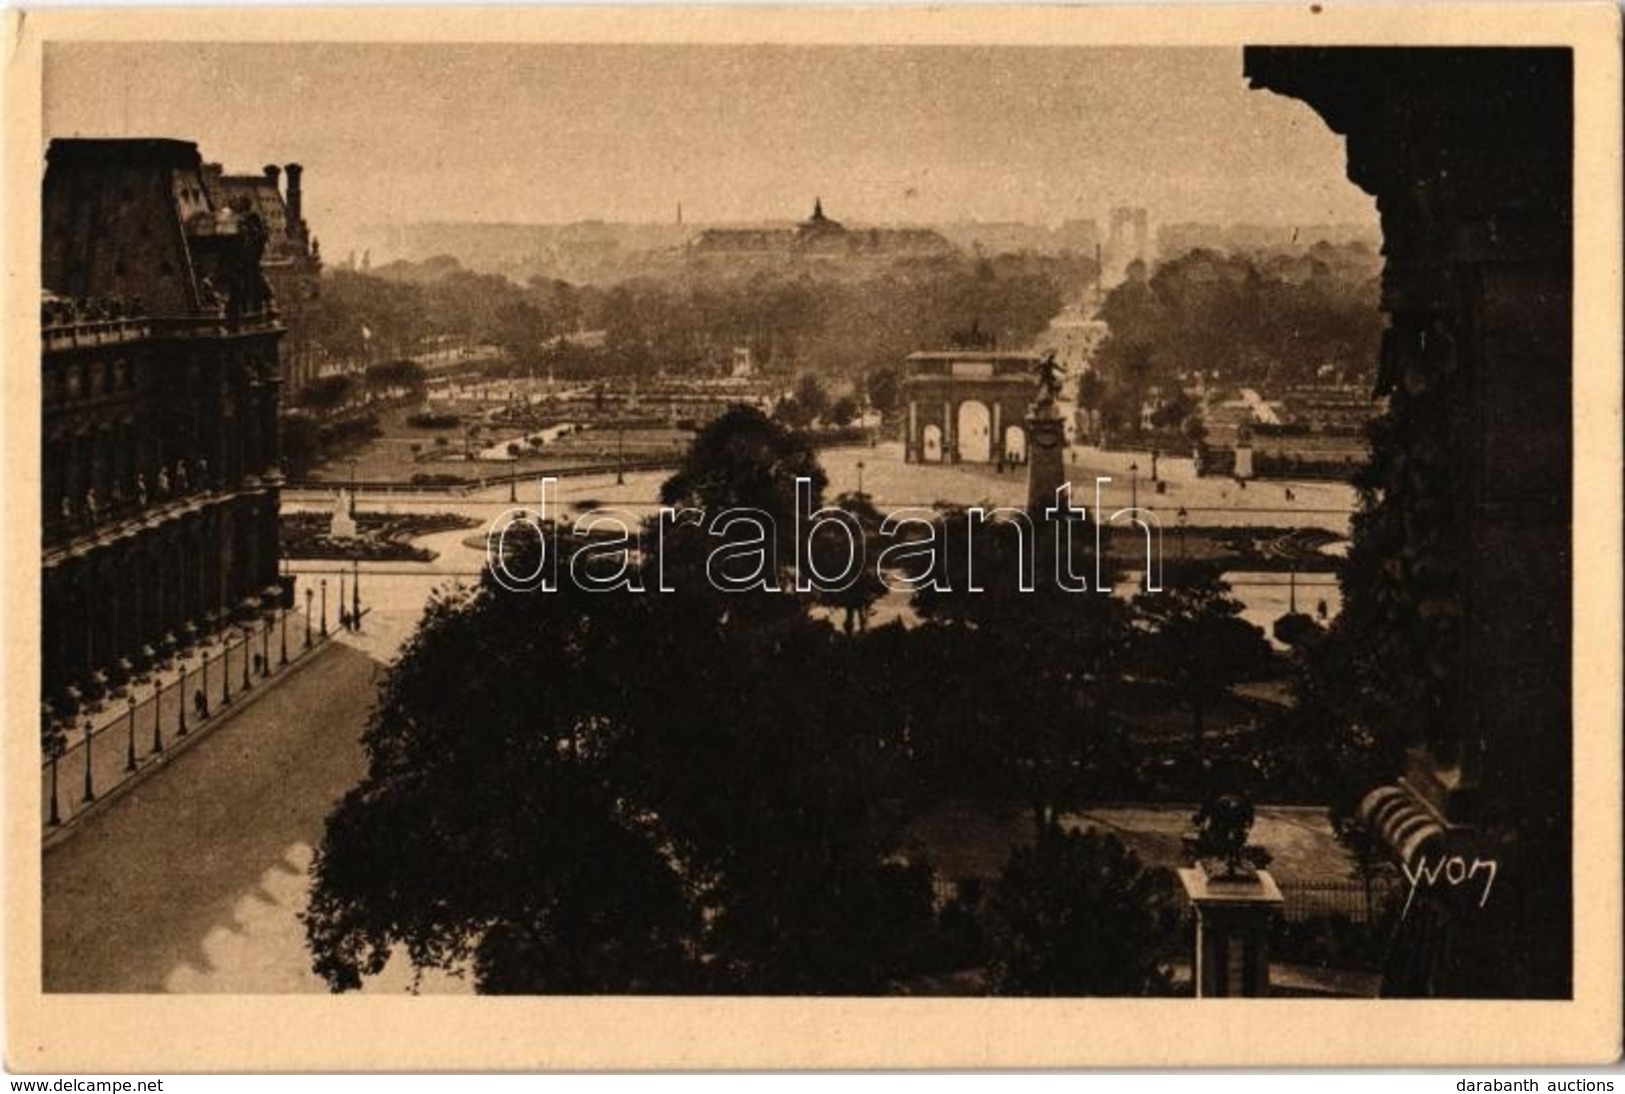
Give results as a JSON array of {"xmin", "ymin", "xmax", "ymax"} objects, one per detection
[{"xmin": 799, "ymin": 197, "xmax": 843, "ymax": 233}]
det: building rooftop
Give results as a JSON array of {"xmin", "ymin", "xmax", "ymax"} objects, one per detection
[{"xmin": 45, "ymin": 137, "xmax": 201, "ymax": 170}]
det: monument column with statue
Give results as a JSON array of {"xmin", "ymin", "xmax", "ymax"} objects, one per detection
[{"xmin": 1026, "ymin": 351, "xmax": 1068, "ymax": 515}]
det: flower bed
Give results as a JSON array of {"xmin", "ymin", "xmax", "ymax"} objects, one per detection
[{"xmin": 281, "ymin": 511, "xmax": 479, "ymax": 561}]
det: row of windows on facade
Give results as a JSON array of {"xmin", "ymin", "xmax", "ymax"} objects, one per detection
[{"xmin": 45, "ymin": 353, "xmax": 275, "ymax": 407}]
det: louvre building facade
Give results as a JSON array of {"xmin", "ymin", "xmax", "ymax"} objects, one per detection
[{"xmin": 41, "ymin": 138, "xmax": 286, "ymax": 713}]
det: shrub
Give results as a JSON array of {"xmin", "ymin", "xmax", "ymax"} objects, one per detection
[
  {"xmin": 407, "ymin": 411, "xmax": 461, "ymax": 430},
  {"xmin": 983, "ymin": 826, "xmax": 1180, "ymax": 996}
]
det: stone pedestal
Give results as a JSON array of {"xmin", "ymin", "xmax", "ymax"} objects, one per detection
[
  {"xmin": 1178, "ymin": 866, "xmax": 1284, "ymax": 997},
  {"xmin": 1233, "ymin": 441, "xmax": 1254, "ymax": 481},
  {"xmin": 1025, "ymin": 404, "xmax": 1067, "ymax": 515}
]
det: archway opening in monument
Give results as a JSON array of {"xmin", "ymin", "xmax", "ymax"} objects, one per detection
[
  {"xmin": 1003, "ymin": 424, "xmax": 1027, "ymax": 465},
  {"xmin": 956, "ymin": 400, "xmax": 992, "ymax": 464},
  {"xmin": 921, "ymin": 423, "xmax": 943, "ymax": 463}
]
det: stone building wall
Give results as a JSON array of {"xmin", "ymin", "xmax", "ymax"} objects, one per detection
[{"xmin": 1245, "ymin": 47, "xmax": 1573, "ymax": 998}]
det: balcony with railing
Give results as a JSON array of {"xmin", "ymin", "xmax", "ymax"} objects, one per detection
[
  {"xmin": 45, "ymin": 465, "xmax": 226, "ymax": 555},
  {"xmin": 42, "ymin": 293, "xmax": 280, "ymax": 353}
]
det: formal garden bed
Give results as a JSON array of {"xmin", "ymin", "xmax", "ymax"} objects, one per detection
[{"xmin": 281, "ymin": 511, "xmax": 480, "ymax": 561}]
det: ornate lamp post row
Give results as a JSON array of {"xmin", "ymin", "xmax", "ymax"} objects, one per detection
[{"xmin": 50, "ymin": 585, "xmax": 331, "ymax": 829}]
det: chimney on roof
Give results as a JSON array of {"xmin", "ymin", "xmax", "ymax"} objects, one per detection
[
  {"xmin": 264, "ymin": 164, "xmax": 282, "ymax": 194},
  {"xmin": 285, "ymin": 163, "xmax": 304, "ymax": 240}
]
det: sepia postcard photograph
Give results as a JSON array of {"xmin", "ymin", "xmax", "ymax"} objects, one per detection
[{"xmin": 4, "ymin": 2, "xmax": 1621, "ymax": 1073}]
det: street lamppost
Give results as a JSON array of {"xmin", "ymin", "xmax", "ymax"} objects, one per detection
[
  {"xmin": 338, "ymin": 569, "xmax": 347, "ymax": 628},
  {"xmin": 125, "ymin": 694, "xmax": 138, "ymax": 772},
  {"xmin": 201, "ymin": 650, "xmax": 213, "ymax": 716},
  {"xmin": 280, "ymin": 602, "xmax": 289, "ymax": 665},
  {"xmin": 352, "ymin": 558, "xmax": 361, "ymax": 627},
  {"xmin": 177, "ymin": 657, "xmax": 188, "ymax": 737},
  {"xmin": 1129, "ymin": 461, "xmax": 1139, "ymax": 510},
  {"xmin": 81, "ymin": 719, "xmax": 95, "ymax": 804},
  {"xmin": 616, "ymin": 423, "xmax": 625, "ymax": 486},
  {"xmin": 241, "ymin": 628, "xmax": 253, "ymax": 692},
  {"xmin": 152, "ymin": 678, "xmax": 165, "ymax": 754},
  {"xmin": 304, "ymin": 588, "xmax": 314, "ymax": 649},
  {"xmin": 320, "ymin": 579, "xmax": 328, "ymax": 637},
  {"xmin": 261, "ymin": 613, "xmax": 271, "ymax": 676},
  {"xmin": 48, "ymin": 740, "xmax": 61, "ymax": 826},
  {"xmin": 1177, "ymin": 507, "xmax": 1189, "ymax": 560},
  {"xmin": 221, "ymin": 636, "xmax": 232, "ymax": 706}
]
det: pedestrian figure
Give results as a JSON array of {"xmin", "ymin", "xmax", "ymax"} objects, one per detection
[
  {"xmin": 1316, "ymin": 598, "xmax": 1329, "ymax": 620},
  {"xmin": 339, "ymin": 607, "xmax": 351, "ymax": 632},
  {"xmin": 253, "ymin": 653, "xmax": 264, "ymax": 675},
  {"xmin": 193, "ymin": 688, "xmax": 209, "ymax": 719}
]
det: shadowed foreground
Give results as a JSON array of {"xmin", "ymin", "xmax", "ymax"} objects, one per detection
[{"xmin": 44, "ymin": 642, "xmax": 381, "ymax": 993}]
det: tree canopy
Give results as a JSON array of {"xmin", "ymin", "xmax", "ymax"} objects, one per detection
[
  {"xmin": 305, "ymin": 412, "xmax": 1286, "ymax": 996},
  {"xmin": 309, "ymin": 251, "xmax": 1083, "ymax": 384},
  {"xmin": 659, "ymin": 404, "xmax": 827, "ymax": 532},
  {"xmin": 985, "ymin": 826, "xmax": 1178, "ymax": 996},
  {"xmin": 1132, "ymin": 560, "xmax": 1277, "ymax": 754},
  {"xmin": 1090, "ymin": 247, "xmax": 1382, "ymax": 434}
]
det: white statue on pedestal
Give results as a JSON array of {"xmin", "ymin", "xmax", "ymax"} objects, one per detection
[{"xmin": 330, "ymin": 489, "xmax": 358, "ymax": 539}]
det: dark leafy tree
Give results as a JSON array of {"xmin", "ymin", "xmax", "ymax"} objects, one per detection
[
  {"xmin": 905, "ymin": 510, "xmax": 1137, "ymax": 833},
  {"xmin": 302, "ymin": 573, "xmax": 703, "ymax": 993},
  {"xmin": 864, "ymin": 367, "xmax": 901, "ymax": 417},
  {"xmin": 306, "ymin": 410, "xmax": 934, "ymax": 995},
  {"xmin": 773, "ymin": 395, "xmax": 810, "ymax": 429},
  {"xmin": 793, "ymin": 374, "xmax": 831, "ymax": 424},
  {"xmin": 984, "ymin": 826, "xmax": 1178, "ymax": 996},
  {"xmin": 279, "ymin": 414, "xmax": 322, "ymax": 479},
  {"xmin": 296, "ymin": 374, "xmax": 356, "ymax": 412},
  {"xmin": 809, "ymin": 490, "xmax": 888, "ymax": 635},
  {"xmin": 1132, "ymin": 560, "xmax": 1278, "ymax": 755},
  {"xmin": 660, "ymin": 404, "xmax": 826, "ymax": 534},
  {"xmin": 362, "ymin": 359, "xmax": 428, "ymax": 395},
  {"xmin": 1148, "ymin": 387, "xmax": 1198, "ymax": 432},
  {"xmin": 1271, "ymin": 610, "xmax": 1326, "ymax": 651},
  {"xmin": 1089, "ymin": 247, "xmax": 1382, "ymax": 433}
]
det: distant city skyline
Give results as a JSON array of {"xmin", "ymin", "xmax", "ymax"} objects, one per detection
[{"xmin": 44, "ymin": 43, "xmax": 1377, "ymax": 261}]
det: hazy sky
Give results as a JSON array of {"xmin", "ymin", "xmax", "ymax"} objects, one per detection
[{"xmin": 44, "ymin": 43, "xmax": 1375, "ymax": 257}]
